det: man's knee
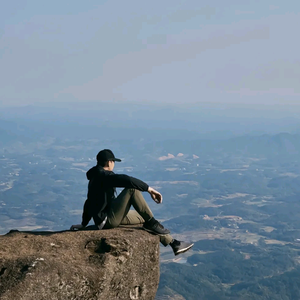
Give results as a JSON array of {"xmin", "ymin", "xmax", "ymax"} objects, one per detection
[{"xmin": 124, "ymin": 188, "xmax": 138, "ymax": 195}]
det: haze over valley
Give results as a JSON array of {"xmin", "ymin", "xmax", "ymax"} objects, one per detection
[
  {"xmin": 2, "ymin": 105, "xmax": 300, "ymax": 299},
  {"xmin": 2, "ymin": 1, "xmax": 300, "ymax": 298}
]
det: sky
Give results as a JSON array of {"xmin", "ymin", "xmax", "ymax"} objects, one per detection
[{"xmin": 0, "ymin": 0, "xmax": 300, "ymax": 110}]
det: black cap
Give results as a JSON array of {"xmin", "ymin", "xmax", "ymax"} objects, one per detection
[{"xmin": 96, "ymin": 149, "xmax": 121, "ymax": 163}]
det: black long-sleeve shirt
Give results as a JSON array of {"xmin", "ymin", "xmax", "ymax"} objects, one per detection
[{"xmin": 81, "ymin": 165, "xmax": 149, "ymax": 227}]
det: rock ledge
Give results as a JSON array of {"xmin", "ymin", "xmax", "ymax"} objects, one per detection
[{"xmin": 0, "ymin": 228, "xmax": 160, "ymax": 300}]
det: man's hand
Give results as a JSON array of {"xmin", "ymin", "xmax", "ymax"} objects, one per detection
[
  {"xmin": 148, "ymin": 187, "xmax": 163, "ymax": 204},
  {"xmin": 70, "ymin": 224, "xmax": 84, "ymax": 231}
]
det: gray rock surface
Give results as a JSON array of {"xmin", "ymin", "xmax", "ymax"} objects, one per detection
[{"xmin": 0, "ymin": 228, "xmax": 160, "ymax": 300}]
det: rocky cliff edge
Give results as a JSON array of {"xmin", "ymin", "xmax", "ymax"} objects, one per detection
[{"xmin": 0, "ymin": 228, "xmax": 160, "ymax": 300}]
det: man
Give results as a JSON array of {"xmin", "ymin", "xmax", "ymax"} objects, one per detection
[{"xmin": 70, "ymin": 149, "xmax": 193, "ymax": 256}]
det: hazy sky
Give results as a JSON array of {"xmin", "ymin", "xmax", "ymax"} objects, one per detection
[{"xmin": 1, "ymin": 0, "xmax": 300, "ymax": 108}]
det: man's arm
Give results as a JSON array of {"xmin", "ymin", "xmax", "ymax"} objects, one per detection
[
  {"xmin": 105, "ymin": 174, "xmax": 149, "ymax": 191},
  {"xmin": 81, "ymin": 199, "xmax": 92, "ymax": 227},
  {"xmin": 105, "ymin": 174, "xmax": 163, "ymax": 204},
  {"xmin": 70, "ymin": 199, "xmax": 91, "ymax": 231}
]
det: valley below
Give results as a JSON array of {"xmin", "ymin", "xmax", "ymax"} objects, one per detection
[{"xmin": 2, "ymin": 132, "xmax": 300, "ymax": 299}]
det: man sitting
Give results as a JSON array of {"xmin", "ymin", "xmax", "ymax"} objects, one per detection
[{"xmin": 70, "ymin": 149, "xmax": 193, "ymax": 256}]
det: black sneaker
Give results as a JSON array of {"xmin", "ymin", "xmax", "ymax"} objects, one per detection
[
  {"xmin": 170, "ymin": 239, "xmax": 194, "ymax": 256},
  {"xmin": 143, "ymin": 218, "xmax": 170, "ymax": 236}
]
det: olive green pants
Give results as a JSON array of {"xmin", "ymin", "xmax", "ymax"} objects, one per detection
[{"xmin": 104, "ymin": 188, "xmax": 173, "ymax": 246}]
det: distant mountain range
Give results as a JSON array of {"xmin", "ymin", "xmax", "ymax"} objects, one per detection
[
  {"xmin": 143, "ymin": 132, "xmax": 300, "ymax": 158},
  {"xmin": 1, "ymin": 103, "xmax": 300, "ymax": 139},
  {"xmin": 2, "ymin": 109, "xmax": 300, "ymax": 157}
]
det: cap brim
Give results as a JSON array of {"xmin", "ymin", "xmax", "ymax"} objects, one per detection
[{"xmin": 113, "ymin": 158, "xmax": 122, "ymax": 162}]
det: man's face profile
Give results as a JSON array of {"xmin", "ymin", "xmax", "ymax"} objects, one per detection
[{"xmin": 109, "ymin": 160, "xmax": 115, "ymax": 171}]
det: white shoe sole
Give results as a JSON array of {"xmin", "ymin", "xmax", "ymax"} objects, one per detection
[{"xmin": 174, "ymin": 243, "xmax": 194, "ymax": 255}]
